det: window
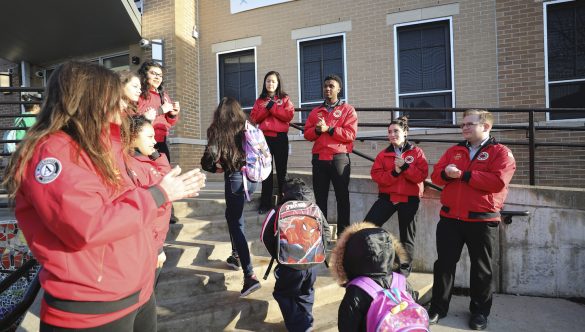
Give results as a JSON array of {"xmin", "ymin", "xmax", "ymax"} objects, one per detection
[
  {"xmin": 218, "ymin": 49, "xmax": 256, "ymax": 109},
  {"xmin": 134, "ymin": 0, "xmax": 143, "ymax": 14},
  {"xmin": 299, "ymin": 35, "xmax": 345, "ymax": 121},
  {"xmin": 395, "ymin": 19, "xmax": 454, "ymax": 125},
  {"xmin": 545, "ymin": 0, "xmax": 585, "ymax": 120},
  {"xmin": 102, "ymin": 54, "xmax": 129, "ymax": 72}
]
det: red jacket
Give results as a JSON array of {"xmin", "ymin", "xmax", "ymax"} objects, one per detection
[
  {"xmin": 371, "ymin": 142, "xmax": 428, "ymax": 203},
  {"xmin": 15, "ymin": 124, "xmax": 162, "ymax": 328},
  {"xmin": 303, "ymin": 102, "xmax": 358, "ymax": 160},
  {"xmin": 137, "ymin": 90, "xmax": 179, "ymax": 142},
  {"xmin": 250, "ymin": 95, "xmax": 295, "ymax": 137},
  {"xmin": 127, "ymin": 152, "xmax": 172, "ymax": 252},
  {"xmin": 431, "ymin": 137, "xmax": 516, "ymax": 222}
]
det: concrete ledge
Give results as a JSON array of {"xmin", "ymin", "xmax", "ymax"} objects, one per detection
[
  {"xmin": 386, "ymin": 3, "xmax": 460, "ymax": 26},
  {"xmin": 288, "ymin": 171, "xmax": 585, "ymax": 298},
  {"xmin": 291, "ymin": 21, "xmax": 352, "ymax": 40},
  {"xmin": 211, "ymin": 36, "xmax": 262, "ymax": 53}
]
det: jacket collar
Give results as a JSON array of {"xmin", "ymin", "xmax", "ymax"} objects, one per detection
[
  {"xmin": 385, "ymin": 140, "xmax": 413, "ymax": 153},
  {"xmin": 457, "ymin": 136, "xmax": 497, "ymax": 148}
]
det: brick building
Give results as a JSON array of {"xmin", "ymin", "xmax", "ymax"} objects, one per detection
[{"xmin": 1, "ymin": 0, "xmax": 583, "ymax": 186}]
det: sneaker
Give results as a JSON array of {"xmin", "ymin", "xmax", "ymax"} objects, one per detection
[
  {"xmin": 240, "ymin": 275, "xmax": 261, "ymax": 297},
  {"xmin": 226, "ymin": 255, "xmax": 240, "ymax": 270}
]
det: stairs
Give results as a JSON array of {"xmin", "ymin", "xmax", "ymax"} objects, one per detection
[{"xmin": 156, "ymin": 181, "xmax": 433, "ymax": 331}]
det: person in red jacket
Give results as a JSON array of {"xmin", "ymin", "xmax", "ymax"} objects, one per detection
[
  {"xmin": 304, "ymin": 74, "xmax": 358, "ymax": 237},
  {"xmin": 364, "ymin": 116, "xmax": 428, "ymax": 275},
  {"xmin": 2, "ymin": 61, "xmax": 205, "ymax": 331},
  {"xmin": 427, "ymin": 109, "xmax": 516, "ymax": 330},
  {"xmin": 250, "ymin": 71, "xmax": 295, "ymax": 214},
  {"xmin": 137, "ymin": 61, "xmax": 181, "ymax": 223},
  {"xmin": 126, "ymin": 115, "xmax": 172, "ymax": 284}
]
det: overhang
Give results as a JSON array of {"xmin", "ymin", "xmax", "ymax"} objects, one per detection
[{"xmin": 0, "ymin": 0, "xmax": 141, "ymax": 65}]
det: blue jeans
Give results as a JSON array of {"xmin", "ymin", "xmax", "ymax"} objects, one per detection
[
  {"xmin": 273, "ymin": 265, "xmax": 317, "ymax": 332},
  {"xmin": 224, "ymin": 171, "xmax": 257, "ymax": 278}
]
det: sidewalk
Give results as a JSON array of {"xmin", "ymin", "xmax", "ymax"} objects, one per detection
[{"xmin": 429, "ymin": 293, "xmax": 585, "ymax": 331}]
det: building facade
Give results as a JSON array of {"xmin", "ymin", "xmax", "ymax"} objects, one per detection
[{"xmin": 1, "ymin": 0, "xmax": 583, "ymax": 186}]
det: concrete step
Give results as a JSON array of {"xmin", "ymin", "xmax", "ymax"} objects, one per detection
[
  {"xmin": 155, "ymin": 256, "xmax": 273, "ymax": 301},
  {"xmin": 172, "ymin": 195, "xmax": 261, "ymax": 219},
  {"xmin": 166, "ymin": 211, "xmax": 267, "ymax": 242},
  {"xmin": 156, "ymin": 274, "xmax": 343, "ymax": 332}
]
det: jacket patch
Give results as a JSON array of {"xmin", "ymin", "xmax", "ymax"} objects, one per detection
[
  {"xmin": 35, "ymin": 158, "xmax": 62, "ymax": 184},
  {"xmin": 454, "ymin": 153, "xmax": 462, "ymax": 160},
  {"xmin": 404, "ymin": 156, "xmax": 414, "ymax": 164},
  {"xmin": 333, "ymin": 109, "xmax": 342, "ymax": 118},
  {"xmin": 477, "ymin": 152, "xmax": 489, "ymax": 161}
]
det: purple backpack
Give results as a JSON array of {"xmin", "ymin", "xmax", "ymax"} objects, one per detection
[
  {"xmin": 241, "ymin": 121, "xmax": 272, "ymax": 200},
  {"xmin": 347, "ymin": 273, "xmax": 430, "ymax": 332}
]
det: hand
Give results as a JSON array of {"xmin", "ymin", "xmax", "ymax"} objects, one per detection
[
  {"xmin": 394, "ymin": 157, "xmax": 405, "ymax": 168},
  {"xmin": 161, "ymin": 98, "xmax": 174, "ymax": 114},
  {"xmin": 445, "ymin": 164, "xmax": 462, "ymax": 178},
  {"xmin": 158, "ymin": 167, "xmax": 207, "ymax": 201},
  {"xmin": 170, "ymin": 101, "xmax": 180, "ymax": 116},
  {"xmin": 157, "ymin": 251, "xmax": 167, "ymax": 268},
  {"xmin": 316, "ymin": 118, "xmax": 329, "ymax": 133},
  {"xmin": 216, "ymin": 165, "xmax": 224, "ymax": 173},
  {"xmin": 145, "ymin": 108, "xmax": 157, "ymax": 121}
]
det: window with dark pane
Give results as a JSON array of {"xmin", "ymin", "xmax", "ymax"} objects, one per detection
[
  {"xmin": 397, "ymin": 20, "xmax": 452, "ymax": 125},
  {"xmin": 300, "ymin": 36, "xmax": 344, "ymax": 121},
  {"xmin": 219, "ymin": 50, "xmax": 256, "ymax": 109},
  {"xmin": 547, "ymin": 0, "xmax": 585, "ymax": 120}
]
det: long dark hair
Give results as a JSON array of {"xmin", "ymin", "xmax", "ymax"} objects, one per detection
[
  {"xmin": 206, "ymin": 97, "xmax": 246, "ymax": 172},
  {"xmin": 259, "ymin": 71, "xmax": 287, "ymax": 99},
  {"xmin": 118, "ymin": 70, "xmax": 139, "ymax": 114},
  {"xmin": 138, "ymin": 61, "xmax": 164, "ymax": 100},
  {"xmin": 3, "ymin": 61, "xmax": 129, "ymax": 196}
]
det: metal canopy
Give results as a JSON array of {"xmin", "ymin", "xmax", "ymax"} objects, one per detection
[{"xmin": 0, "ymin": 0, "xmax": 141, "ymax": 65}]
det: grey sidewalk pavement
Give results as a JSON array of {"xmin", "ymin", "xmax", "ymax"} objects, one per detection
[{"xmin": 430, "ymin": 293, "xmax": 585, "ymax": 332}]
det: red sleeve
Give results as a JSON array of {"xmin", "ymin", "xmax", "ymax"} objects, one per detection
[
  {"xmin": 271, "ymin": 97, "xmax": 295, "ymax": 122},
  {"xmin": 250, "ymin": 99, "xmax": 269, "ymax": 124},
  {"xmin": 431, "ymin": 148, "xmax": 453, "ymax": 186},
  {"xmin": 20, "ymin": 142, "xmax": 160, "ymax": 251},
  {"xmin": 371, "ymin": 151, "xmax": 399, "ymax": 187},
  {"xmin": 332, "ymin": 106, "xmax": 357, "ymax": 143},
  {"xmin": 303, "ymin": 108, "xmax": 320, "ymax": 141},
  {"xmin": 466, "ymin": 146, "xmax": 516, "ymax": 193},
  {"xmin": 403, "ymin": 148, "xmax": 429, "ymax": 184}
]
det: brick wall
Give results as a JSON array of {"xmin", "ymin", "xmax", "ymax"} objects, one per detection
[{"xmin": 142, "ymin": 0, "xmax": 201, "ymax": 170}]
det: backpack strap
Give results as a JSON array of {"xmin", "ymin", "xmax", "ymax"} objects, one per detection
[
  {"xmin": 390, "ymin": 272, "xmax": 406, "ymax": 290},
  {"xmin": 263, "ymin": 257, "xmax": 275, "ymax": 280},
  {"xmin": 346, "ymin": 276, "xmax": 383, "ymax": 299}
]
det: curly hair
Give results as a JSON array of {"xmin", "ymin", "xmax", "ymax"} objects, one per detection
[{"xmin": 138, "ymin": 61, "xmax": 164, "ymax": 100}]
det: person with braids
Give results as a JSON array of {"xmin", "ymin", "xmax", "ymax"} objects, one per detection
[
  {"xmin": 250, "ymin": 71, "xmax": 295, "ymax": 214},
  {"xmin": 364, "ymin": 116, "xmax": 428, "ymax": 276},
  {"xmin": 200, "ymin": 97, "xmax": 261, "ymax": 297},
  {"xmin": 137, "ymin": 61, "xmax": 181, "ymax": 223},
  {"xmin": 126, "ymin": 115, "xmax": 172, "ymax": 284},
  {"xmin": 3, "ymin": 61, "xmax": 205, "ymax": 331}
]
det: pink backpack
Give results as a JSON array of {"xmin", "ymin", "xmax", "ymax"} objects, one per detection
[
  {"xmin": 242, "ymin": 121, "xmax": 272, "ymax": 200},
  {"xmin": 347, "ymin": 273, "xmax": 430, "ymax": 332}
]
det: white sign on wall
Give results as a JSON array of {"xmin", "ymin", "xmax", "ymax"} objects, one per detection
[{"xmin": 230, "ymin": 0, "xmax": 295, "ymax": 14}]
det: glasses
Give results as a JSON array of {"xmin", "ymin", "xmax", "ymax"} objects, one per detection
[
  {"xmin": 459, "ymin": 122, "xmax": 481, "ymax": 129},
  {"xmin": 148, "ymin": 71, "xmax": 163, "ymax": 78}
]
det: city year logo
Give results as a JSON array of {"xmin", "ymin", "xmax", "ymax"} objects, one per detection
[{"xmin": 34, "ymin": 158, "xmax": 62, "ymax": 184}]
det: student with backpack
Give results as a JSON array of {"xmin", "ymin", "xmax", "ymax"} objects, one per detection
[
  {"xmin": 250, "ymin": 71, "xmax": 295, "ymax": 214},
  {"xmin": 330, "ymin": 222, "xmax": 429, "ymax": 332},
  {"xmin": 201, "ymin": 97, "xmax": 261, "ymax": 297},
  {"xmin": 260, "ymin": 178, "xmax": 331, "ymax": 332}
]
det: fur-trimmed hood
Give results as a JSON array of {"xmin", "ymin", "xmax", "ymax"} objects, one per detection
[{"xmin": 330, "ymin": 222, "xmax": 408, "ymax": 286}]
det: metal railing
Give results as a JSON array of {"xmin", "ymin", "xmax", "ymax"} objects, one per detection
[
  {"xmin": 292, "ymin": 107, "xmax": 585, "ymax": 186},
  {"xmin": 0, "ymin": 87, "xmax": 44, "ymax": 157}
]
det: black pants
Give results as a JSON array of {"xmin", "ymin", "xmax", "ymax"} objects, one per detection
[
  {"xmin": 430, "ymin": 217, "xmax": 497, "ymax": 317},
  {"xmin": 40, "ymin": 294, "xmax": 157, "ymax": 332},
  {"xmin": 260, "ymin": 133, "xmax": 289, "ymax": 209},
  {"xmin": 364, "ymin": 195, "xmax": 419, "ymax": 263},
  {"xmin": 312, "ymin": 154, "xmax": 351, "ymax": 236},
  {"xmin": 273, "ymin": 265, "xmax": 317, "ymax": 332}
]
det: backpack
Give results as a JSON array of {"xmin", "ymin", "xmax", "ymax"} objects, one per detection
[
  {"xmin": 347, "ymin": 274, "xmax": 430, "ymax": 332},
  {"xmin": 242, "ymin": 120, "xmax": 272, "ymax": 182},
  {"xmin": 260, "ymin": 200, "xmax": 327, "ymax": 279}
]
